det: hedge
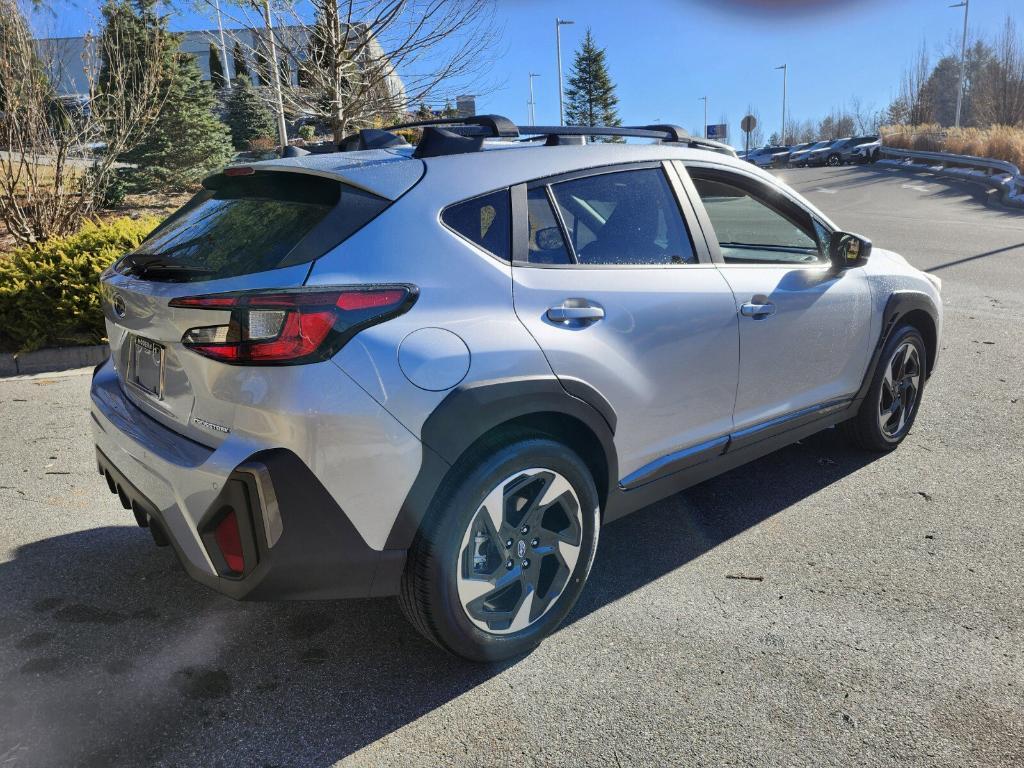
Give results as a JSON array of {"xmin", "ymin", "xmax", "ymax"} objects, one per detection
[{"xmin": 0, "ymin": 217, "xmax": 160, "ymax": 353}]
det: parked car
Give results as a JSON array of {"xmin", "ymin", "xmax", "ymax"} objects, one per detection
[
  {"xmin": 744, "ymin": 144, "xmax": 790, "ymax": 168},
  {"xmin": 804, "ymin": 137, "xmax": 856, "ymax": 167},
  {"xmin": 787, "ymin": 140, "xmax": 831, "ymax": 166},
  {"xmin": 849, "ymin": 139, "xmax": 882, "ymax": 164},
  {"xmin": 837, "ymin": 135, "xmax": 879, "ymax": 164},
  {"xmin": 92, "ymin": 117, "xmax": 943, "ymax": 662}
]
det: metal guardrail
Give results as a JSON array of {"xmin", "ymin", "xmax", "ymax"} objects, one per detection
[{"xmin": 878, "ymin": 146, "xmax": 1023, "ymax": 203}]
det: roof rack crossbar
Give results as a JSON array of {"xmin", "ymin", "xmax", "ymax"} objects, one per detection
[{"xmin": 383, "ymin": 114, "xmax": 518, "ymax": 138}]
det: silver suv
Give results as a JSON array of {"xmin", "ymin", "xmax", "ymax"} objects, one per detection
[{"xmin": 92, "ymin": 117, "xmax": 942, "ymax": 661}]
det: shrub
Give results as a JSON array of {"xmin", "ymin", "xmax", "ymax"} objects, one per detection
[
  {"xmin": 298, "ymin": 124, "xmax": 316, "ymax": 142},
  {"xmin": 0, "ymin": 216, "xmax": 159, "ymax": 352},
  {"xmin": 247, "ymin": 136, "xmax": 277, "ymax": 152}
]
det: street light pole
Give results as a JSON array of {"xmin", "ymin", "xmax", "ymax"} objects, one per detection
[
  {"xmin": 555, "ymin": 18, "xmax": 574, "ymax": 125},
  {"xmin": 528, "ymin": 72, "xmax": 540, "ymax": 124},
  {"xmin": 776, "ymin": 63, "xmax": 787, "ymax": 143},
  {"xmin": 262, "ymin": 0, "xmax": 289, "ymax": 151},
  {"xmin": 699, "ymin": 96, "xmax": 707, "ymax": 138},
  {"xmin": 950, "ymin": 0, "xmax": 969, "ymax": 128}
]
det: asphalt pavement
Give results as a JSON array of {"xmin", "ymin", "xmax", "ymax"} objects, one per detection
[{"xmin": 1, "ymin": 165, "xmax": 1022, "ymax": 767}]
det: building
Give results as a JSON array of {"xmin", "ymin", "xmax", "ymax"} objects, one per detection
[{"xmin": 35, "ymin": 25, "xmax": 405, "ymax": 109}]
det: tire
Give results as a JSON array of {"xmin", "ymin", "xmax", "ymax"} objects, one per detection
[
  {"xmin": 842, "ymin": 325, "xmax": 926, "ymax": 452},
  {"xmin": 399, "ymin": 431, "xmax": 600, "ymax": 662},
  {"xmin": 826, "ymin": 153, "xmax": 841, "ymax": 166}
]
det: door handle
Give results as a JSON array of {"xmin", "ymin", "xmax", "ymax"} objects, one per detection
[
  {"xmin": 740, "ymin": 301, "xmax": 776, "ymax": 319},
  {"xmin": 546, "ymin": 303, "xmax": 605, "ymax": 323}
]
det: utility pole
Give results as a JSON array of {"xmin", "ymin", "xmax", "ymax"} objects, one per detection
[
  {"xmin": 528, "ymin": 72, "xmax": 540, "ymax": 124},
  {"xmin": 950, "ymin": 0, "xmax": 969, "ymax": 128},
  {"xmin": 262, "ymin": 0, "xmax": 289, "ymax": 150},
  {"xmin": 776, "ymin": 63, "xmax": 787, "ymax": 143},
  {"xmin": 556, "ymin": 18, "xmax": 574, "ymax": 125},
  {"xmin": 699, "ymin": 96, "xmax": 707, "ymax": 138},
  {"xmin": 213, "ymin": 0, "xmax": 231, "ymax": 86}
]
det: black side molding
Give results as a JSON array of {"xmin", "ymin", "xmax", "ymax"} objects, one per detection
[
  {"xmin": 852, "ymin": 290, "xmax": 940, "ymax": 407},
  {"xmin": 386, "ymin": 376, "xmax": 619, "ymax": 550}
]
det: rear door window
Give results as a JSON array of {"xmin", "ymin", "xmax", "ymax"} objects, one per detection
[
  {"xmin": 548, "ymin": 168, "xmax": 696, "ymax": 265},
  {"xmin": 441, "ymin": 189, "xmax": 511, "ymax": 261},
  {"xmin": 122, "ymin": 172, "xmax": 387, "ymax": 281}
]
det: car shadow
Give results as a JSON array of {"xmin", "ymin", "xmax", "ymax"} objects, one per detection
[{"xmin": 0, "ymin": 428, "xmax": 877, "ymax": 767}]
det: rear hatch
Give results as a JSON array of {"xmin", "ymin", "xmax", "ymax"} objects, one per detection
[{"xmin": 100, "ymin": 158, "xmax": 419, "ymax": 445}]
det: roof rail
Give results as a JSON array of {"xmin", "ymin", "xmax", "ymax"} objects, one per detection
[{"xmin": 336, "ymin": 114, "xmax": 736, "ymax": 158}]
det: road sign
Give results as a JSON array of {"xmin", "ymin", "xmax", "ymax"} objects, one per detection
[{"xmin": 706, "ymin": 123, "xmax": 728, "ymax": 141}]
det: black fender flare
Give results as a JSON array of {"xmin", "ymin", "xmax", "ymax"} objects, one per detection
[
  {"xmin": 853, "ymin": 290, "xmax": 940, "ymax": 406},
  {"xmin": 384, "ymin": 376, "xmax": 618, "ymax": 550}
]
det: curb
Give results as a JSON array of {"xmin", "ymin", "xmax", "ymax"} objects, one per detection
[{"xmin": 0, "ymin": 345, "xmax": 109, "ymax": 378}]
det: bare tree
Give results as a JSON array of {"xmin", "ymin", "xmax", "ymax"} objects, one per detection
[
  {"xmin": 898, "ymin": 41, "xmax": 933, "ymax": 125},
  {"xmin": 207, "ymin": 0, "xmax": 501, "ymax": 143},
  {"xmin": 975, "ymin": 15, "xmax": 1024, "ymax": 127},
  {"xmin": 0, "ymin": 0, "xmax": 170, "ymax": 246},
  {"xmin": 850, "ymin": 96, "xmax": 882, "ymax": 134}
]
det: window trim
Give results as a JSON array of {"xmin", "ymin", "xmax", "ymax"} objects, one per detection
[
  {"xmin": 676, "ymin": 160, "xmax": 836, "ymax": 269},
  {"xmin": 511, "ymin": 161, "xmax": 715, "ymax": 270},
  {"xmin": 439, "ymin": 187, "xmax": 514, "ymax": 264}
]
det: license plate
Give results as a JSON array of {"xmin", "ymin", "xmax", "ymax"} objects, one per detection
[{"xmin": 130, "ymin": 336, "xmax": 164, "ymax": 398}]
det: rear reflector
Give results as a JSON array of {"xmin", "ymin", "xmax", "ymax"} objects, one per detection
[
  {"xmin": 215, "ymin": 510, "xmax": 245, "ymax": 573},
  {"xmin": 170, "ymin": 285, "xmax": 417, "ymax": 365}
]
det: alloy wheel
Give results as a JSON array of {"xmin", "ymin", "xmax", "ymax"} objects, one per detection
[
  {"xmin": 456, "ymin": 468, "xmax": 583, "ymax": 635},
  {"xmin": 878, "ymin": 341, "xmax": 921, "ymax": 439}
]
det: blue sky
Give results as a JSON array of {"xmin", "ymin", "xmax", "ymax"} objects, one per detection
[{"xmin": 31, "ymin": 0, "xmax": 1023, "ymax": 144}]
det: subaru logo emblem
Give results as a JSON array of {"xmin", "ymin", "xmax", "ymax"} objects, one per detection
[
  {"xmin": 112, "ymin": 294, "xmax": 127, "ymax": 319},
  {"xmin": 517, "ymin": 540, "xmax": 526, "ymax": 558}
]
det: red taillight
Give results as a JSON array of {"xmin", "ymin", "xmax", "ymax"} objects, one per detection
[
  {"xmin": 215, "ymin": 510, "xmax": 245, "ymax": 573},
  {"xmin": 169, "ymin": 286, "xmax": 416, "ymax": 365}
]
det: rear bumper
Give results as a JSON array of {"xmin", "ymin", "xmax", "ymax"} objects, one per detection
[{"xmin": 90, "ymin": 358, "xmax": 409, "ymax": 599}]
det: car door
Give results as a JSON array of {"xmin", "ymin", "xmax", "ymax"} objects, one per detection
[
  {"xmin": 678, "ymin": 162, "xmax": 873, "ymax": 436},
  {"xmin": 510, "ymin": 162, "xmax": 739, "ymax": 488}
]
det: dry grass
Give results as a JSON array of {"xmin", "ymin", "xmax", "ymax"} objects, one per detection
[{"xmin": 881, "ymin": 124, "xmax": 1024, "ymax": 168}]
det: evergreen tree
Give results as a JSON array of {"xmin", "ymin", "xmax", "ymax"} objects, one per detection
[
  {"xmin": 98, "ymin": 0, "xmax": 177, "ymax": 107},
  {"xmin": 563, "ymin": 29, "xmax": 622, "ymax": 142},
  {"xmin": 208, "ymin": 42, "xmax": 226, "ymax": 89},
  {"xmin": 226, "ymin": 77, "xmax": 276, "ymax": 149},
  {"xmin": 232, "ymin": 41, "xmax": 249, "ymax": 82},
  {"xmin": 126, "ymin": 52, "xmax": 235, "ymax": 190}
]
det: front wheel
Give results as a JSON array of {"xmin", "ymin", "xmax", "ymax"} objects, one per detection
[
  {"xmin": 826, "ymin": 153, "xmax": 841, "ymax": 166},
  {"xmin": 399, "ymin": 434, "xmax": 600, "ymax": 661},
  {"xmin": 842, "ymin": 325, "xmax": 926, "ymax": 452}
]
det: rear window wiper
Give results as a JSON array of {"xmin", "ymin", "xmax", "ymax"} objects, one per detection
[{"xmin": 120, "ymin": 254, "xmax": 216, "ymax": 280}]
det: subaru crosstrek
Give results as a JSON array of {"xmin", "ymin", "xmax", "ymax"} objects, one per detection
[{"xmin": 92, "ymin": 118, "xmax": 943, "ymax": 661}]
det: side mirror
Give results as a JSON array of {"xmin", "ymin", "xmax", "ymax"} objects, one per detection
[{"xmin": 829, "ymin": 231, "xmax": 872, "ymax": 269}]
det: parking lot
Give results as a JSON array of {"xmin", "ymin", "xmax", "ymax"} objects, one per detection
[{"xmin": 1, "ymin": 165, "xmax": 1022, "ymax": 767}]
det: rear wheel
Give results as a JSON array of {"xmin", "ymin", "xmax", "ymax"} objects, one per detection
[
  {"xmin": 399, "ymin": 433, "xmax": 600, "ymax": 661},
  {"xmin": 843, "ymin": 325, "xmax": 926, "ymax": 452},
  {"xmin": 826, "ymin": 153, "xmax": 841, "ymax": 166}
]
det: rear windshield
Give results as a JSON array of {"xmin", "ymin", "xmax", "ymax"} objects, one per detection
[{"xmin": 120, "ymin": 172, "xmax": 386, "ymax": 281}]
